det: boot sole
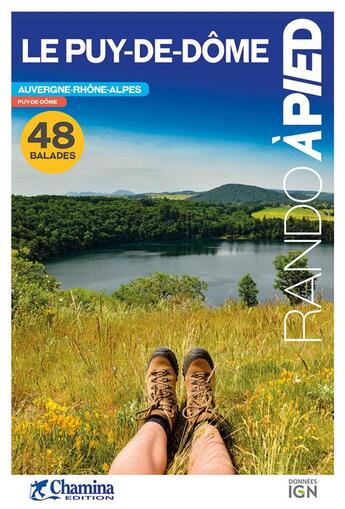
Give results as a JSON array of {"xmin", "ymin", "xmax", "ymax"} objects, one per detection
[
  {"xmin": 149, "ymin": 347, "xmax": 179, "ymax": 376},
  {"xmin": 183, "ymin": 347, "xmax": 214, "ymax": 377}
]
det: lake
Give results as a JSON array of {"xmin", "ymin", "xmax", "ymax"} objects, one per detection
[{"xmin": 46, "ymin": 240, "xmax": 334, "ymax": 306}]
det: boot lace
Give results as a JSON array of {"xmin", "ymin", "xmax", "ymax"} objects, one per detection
[
  {"xmin": 182, "ymin": 372, "xmax": 215, "ymax": 422},
  {"xmin": 135, "ymin": 369, "xmax": 175, "ymax": 421}
]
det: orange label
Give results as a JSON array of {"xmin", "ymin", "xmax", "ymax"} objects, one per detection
[{"xmin": 12, "ymin": 96, "xmax": 67, "ymax": 108}]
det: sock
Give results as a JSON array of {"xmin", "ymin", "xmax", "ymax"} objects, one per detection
[
  {"xmin": 204, "ymin": 418, "xmax": 218, "ymax": 427},
  {"xmin": 145, "ymin": 415, "xmax": 170, "ymax": 434}
]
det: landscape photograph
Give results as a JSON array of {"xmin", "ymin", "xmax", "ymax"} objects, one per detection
[{"xmin": 12, "ymin": 183, "xmax": 334, "ymax": 475}]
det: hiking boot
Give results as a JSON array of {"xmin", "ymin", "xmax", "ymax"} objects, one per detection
[
  {"xmin": 135, "ymin": 347, "xmax": 179, "ymax": 433},
  {"xmin": 182, "ymin": 348, "xmax": 219, "ymax": 427}
]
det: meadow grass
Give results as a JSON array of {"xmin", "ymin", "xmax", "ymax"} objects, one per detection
[
  {"xmin": 12, "ymin": 299, "xmax": 333, "ymax": 475},
  {"xmin": 252, "ymin": 206, "xmax": 334, "ymax": 222}
]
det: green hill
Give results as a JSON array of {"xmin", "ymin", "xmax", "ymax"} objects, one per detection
[{"xmin": 191, "ymin": 184, "xmax": 306, "ymax": 204}]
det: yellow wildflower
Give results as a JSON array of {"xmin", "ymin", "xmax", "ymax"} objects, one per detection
[
  {"xmin": 75, "ymin": 436, "xmax": 82, "ymax": 451},
  {"xmin": 107, "ymin": 430, "xmax": 114, "ymax": 444},
  {"xmin": 102, "ymin": 463, "xmax": 110, "ymax": 473}
]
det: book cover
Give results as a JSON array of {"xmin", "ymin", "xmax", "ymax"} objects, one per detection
[{"xmin": 9, "ymin": 7, "xmax": 336, "ymax": 508}]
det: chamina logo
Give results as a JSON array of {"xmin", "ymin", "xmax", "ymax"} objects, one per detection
[{"xmin": 29, "ymin": 479, "xmax": 115, "ymax": 501}]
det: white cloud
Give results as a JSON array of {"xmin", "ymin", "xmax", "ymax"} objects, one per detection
[{"xmin": 12, "ymin": 121, "xmax": 333, "ymax": 195}]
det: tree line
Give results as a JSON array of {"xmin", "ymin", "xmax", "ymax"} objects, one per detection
[{"xmin": 12, "ymin": 195, "xmax": 334, "ymax": 260}]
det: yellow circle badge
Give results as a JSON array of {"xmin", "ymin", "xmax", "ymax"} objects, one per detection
[{"xmin": 21, "ymin": 111, "xmax": 84, "ymax": 174}]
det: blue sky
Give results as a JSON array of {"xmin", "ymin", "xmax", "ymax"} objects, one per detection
[{"xmin": 12, "ymin": 12, "xmax": 333, "ymax": 194}]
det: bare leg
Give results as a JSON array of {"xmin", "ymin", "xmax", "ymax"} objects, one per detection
[
  {"xmin": 187, "ymin": 423, "xmax": 235, "ymax": 475},
  {"xmin": 108, "ymin": 422, "xmax": 167, "ymax": 475}
]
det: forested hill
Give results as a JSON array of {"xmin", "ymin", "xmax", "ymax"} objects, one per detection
[
  {"xmin": 191, "ymin": 184, "xmax": 307, "ymax": 204},
  {"xmin": 12, "ymin": 195, "xmax": 333, "ymax": 261}
]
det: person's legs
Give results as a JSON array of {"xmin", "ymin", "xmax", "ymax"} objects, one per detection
[
  {"xmin": 187, "ymin": 423, "xmax": 235, "ymax": 475},
  {"xmin": 182, "ymin": 348, "xmax": 235, "ymax": 475},
  {"xmin": 108, "ymin": 347, "xmax": 179, "ymax": 475},
  {"xmin": 108, "ymin": 421, "xmax": 167, "ymax": 474}
]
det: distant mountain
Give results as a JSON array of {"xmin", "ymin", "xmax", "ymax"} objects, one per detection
[
  {"xmin": 190, "ymin": 184, "xmax": 293, "ymax": 204},
  {"xmin": 65, "ymin": 185, "xmax": 333, "ymax": 204},
  {"xmin": 111, "ymin": 189, "xmax": 135, "ymax": 196},
  {"xmin": 66, "ymin": 190, "xmax": 135, "ymax": 197}
]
